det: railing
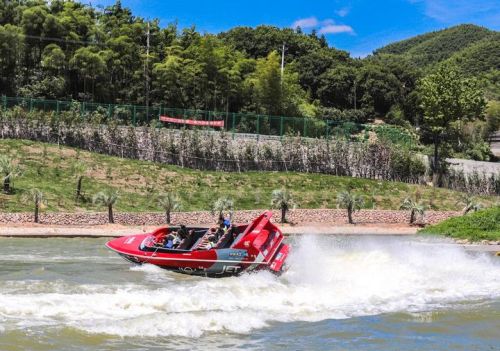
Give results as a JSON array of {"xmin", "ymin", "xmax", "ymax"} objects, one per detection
[{"xmin": 0, "ymin": 95, "xmax": 416, "ymax": 146}]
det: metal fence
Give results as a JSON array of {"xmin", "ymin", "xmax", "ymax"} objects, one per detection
[{"xmin": 0, "ymin": 95, "xmax": 416, "ymax": 146}]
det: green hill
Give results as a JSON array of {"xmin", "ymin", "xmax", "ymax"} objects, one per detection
[
  {"xmin": 446, "ymin": 34, "xmax": 500, "ymax": 74},
  {"xmin": 374, "ymin": 24, "xmax": 499, "ymax": 73}
]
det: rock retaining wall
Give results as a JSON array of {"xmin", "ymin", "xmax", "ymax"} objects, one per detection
[{"xmin": 0, "ymin": 209, "xmax": 460, "ymax": 226}]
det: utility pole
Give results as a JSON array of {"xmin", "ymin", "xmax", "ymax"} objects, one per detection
[
  {"xmin": 280, "ymin": 43, "xmax": 285, "ymax": 86},
  {"xmin": 145, "ymin": 21, "xmax": 150, "ymax": 119},
  {"xmin": 353, "ymin": 79, "xmax": 357, "ymax": 111}
]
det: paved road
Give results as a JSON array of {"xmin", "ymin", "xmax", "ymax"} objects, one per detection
[{"xmin": 447, "ymin": 158, "xmax": 500, "ymax": 175}]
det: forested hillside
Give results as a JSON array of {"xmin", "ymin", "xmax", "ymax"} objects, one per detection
[
  {"xmin": 0, "ymin": 1, "xmax": 498, "ymax": 126},
  {"xmin": 374, "ymin": 24, "xmax": 495, "ymax": 67},
  {"xmin": 374, "ymin": 24, "xmax": 500, "ymax": 99}
]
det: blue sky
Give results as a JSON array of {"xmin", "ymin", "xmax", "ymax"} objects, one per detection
[{"xmin": 86, "ymin": 0, "xmax": 500, "ymax": 57}]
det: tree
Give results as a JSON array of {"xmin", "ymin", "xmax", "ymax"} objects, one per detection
[
  {"xmin": 0, "ymin": 155, "xmax": 22, "ymax": 194},
  {"xmin": 21, "ymin": 188, "xmax": 46, "ymax": 224},
  {"xmin": 72, "ymin": 161, "xmax": 87, "ymax": 201},
  {"xmin": 41, "ymin": 44, "xmax": 66, "ymax": 74},
  {"xmin": 271, "ymin": 188, "xmax": 296, "ymax": 223},
  {"xmin": 157, "ymin": 192, "xmax": 181, "ymax": 224},
  {"xmin": 456, "ymin": 193, "xmax": 482, "ymax": 215},
  {"xmin": 418, "ymin": 63, "xmax": 486, "ymax": 185},
  {"xmin": 318, "ymin": 65, "xmax": 357, "ymax": 109},
  {"xmin": 0, "ymin": 24, "xmax": 24, "ymax": 95},
  {"xmin": 93, "ymin": 190, "xmax": 118, "ymax": 223},
  {"xmin": 400, "ymin": 196, "xmax": 426, "ymax": 224},
  {"xmin": 70, "ymin": 47, "xmax": 106, "ymax": 100},
  {"xmin": 211, "ymin": 196, "xmax": 234, "ymax": 221},
  {"xmin": 337, "ymin": 190, "xmax": 364, "ymax": 224},
  {"xmin": 250, "ymin": 51, "xmax": 282, "ymax": 115}
]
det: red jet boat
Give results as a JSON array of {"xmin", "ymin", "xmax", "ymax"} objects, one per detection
[{"xmin": 106, "ymin": 211, "xmax": 290, "ymax": 277}]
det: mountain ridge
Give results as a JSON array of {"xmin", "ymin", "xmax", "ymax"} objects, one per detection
[{"xmin": 373, "ymin": 24, "xmax": 499, "ymax": 73}]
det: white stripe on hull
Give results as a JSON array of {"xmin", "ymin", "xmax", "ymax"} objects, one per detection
[{"xmin": 106, "ymin": 243, "xmax": 269, "ymax": 265}]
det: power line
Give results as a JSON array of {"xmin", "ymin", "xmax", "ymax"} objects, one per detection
[{"xmin": 22, "ymin": 34, "xmax": 107, "ymax": 47}]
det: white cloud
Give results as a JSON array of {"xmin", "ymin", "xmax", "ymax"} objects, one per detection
[
  {"xmin": 292, "ymin": 17, "xmax": 354, "ymax": 35},
  {"xmin": 292, "ymin": 17, "xmax": 319, "ymax": 29},
  {"xmin": 409, "ymin": 0, "xmax": 500, "ymax": 27},
  {"xmin": 335, "ymin": 7, "xmax": 350, "ymax": 17},
  {"xmin": 319, "ymin": 24, "xmax": 354, "ymax": 34}
]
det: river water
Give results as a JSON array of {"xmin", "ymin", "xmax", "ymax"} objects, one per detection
[{"xmin": 0, "ymin": 235, "xmax": 499, "ymax": 351}]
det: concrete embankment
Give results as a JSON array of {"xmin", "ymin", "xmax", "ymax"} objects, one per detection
[{"xmin": 0, "ymin": 223, "xmax": 419, "ymax": 238}]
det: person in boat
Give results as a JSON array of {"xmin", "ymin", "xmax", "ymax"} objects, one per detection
[
  {"xmin": 214, "ymin": 222, "xmax": 227, "ymax": 241},
  {"xmin": 208, "ymin": 227, "xmax": 217, "ymax": 240},
  {"xmin": 178, "ymin": 225, "xmax": 189, "ymax": 240},
  {"xmin": 202, "ymin": 228, "xmax": 218, "ymax": 250},
  {"xmin": 164, "ymin": 232, "xmax": 181, "ymax": 249},
  {"xmin": 223, "ymin": 216, "xmax": 231, "ymax": 229},
  {"xmin": 205, "ymin": 233, "xmax": 218, "ymax": 250},
  {"xmin": 177, "ymin": 229, "xmax": 195, "ymax": 250}
]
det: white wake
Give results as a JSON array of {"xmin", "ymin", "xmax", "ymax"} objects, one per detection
[{"xmin": 0, "ymin": 236, "xmax": 499, "ymax": 337}]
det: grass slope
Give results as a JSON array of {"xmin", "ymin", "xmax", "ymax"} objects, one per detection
[
  {"xmin": 0, "ymin": 139, "xmax": 496, "ymax": 213},
  {"xmin": 419, "ymin": 207, "xmax": 500, "ymax": 241}
]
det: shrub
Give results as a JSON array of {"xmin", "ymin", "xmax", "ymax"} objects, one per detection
[{"xmin": 419, "ymin": 206, "xmax": 500, "ymax": 242}]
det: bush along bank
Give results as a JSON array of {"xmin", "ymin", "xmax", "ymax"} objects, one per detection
[{"xmin": 419, "ymin": 206, "xmax": 500, "ymax": 242}]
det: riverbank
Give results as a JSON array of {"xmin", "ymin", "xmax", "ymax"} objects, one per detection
[
  {"xmin": 1, "ymin": 221, "xmax": 498, "ymax": 252},
  {"xmin": 0, "ymin": 208, "xmax": 457, "ymax": 237}
]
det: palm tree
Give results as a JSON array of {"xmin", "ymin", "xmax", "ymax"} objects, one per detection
[
  {"xmin": 271, "ymin": 188, "xmax": 296, "ymax": 223},
  {"xmin": 400, "ymin": 197, "xmax": 426, "ymax": 224},
  {"xmin": 211, "ymin": 196, "xmax": 234, "ymax": 221},
  {"xmin": 21, "ymin": 188, "xmax": 46, "ymax": 223},
  {"xmin": 456, "ymin": 193, "xmax": 482, "ymax": 215},
  {"xmin": 158, "ymin": 192, "xmax": 181, "ymax": 224},
  {"xmin": 93, "ymin": 190, "xmax": 119, "ymax": 223},
  {"xmin": 337, "ymin": 190, "xmax": 364, "ymax": 224},
  {"xmin": 0, "ymin": 155, "xmax": 22, "ymax": 194},
  {"xmin": 72, "ymin": 161, "xmax": 87, "ymax": 201}
]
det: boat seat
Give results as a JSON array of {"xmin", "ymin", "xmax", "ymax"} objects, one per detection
[
  {"xmin": 176, "ymin": 236, "xmax": 193, "ymax": 250},
  {"xmin": 192, "ymin": 233, "xmax": 212, "ymax": 250},
  {"xmin": 215, "ymin": 230, "xmax": 235, "ymax": 249}
]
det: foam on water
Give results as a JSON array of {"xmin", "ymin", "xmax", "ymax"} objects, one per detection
[{"xmin": 0, "ymin": 236, "xmax": 499, "ymax": 338}]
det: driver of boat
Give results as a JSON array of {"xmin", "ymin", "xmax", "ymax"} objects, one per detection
[{"xmin": 164, "ymin": 232, "xmax": 181, "ymax": 249}]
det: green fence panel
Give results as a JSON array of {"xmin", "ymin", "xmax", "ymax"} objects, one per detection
[{"xmin": 1, "ymin": 95, "xmax": 372, "ymax": 141}]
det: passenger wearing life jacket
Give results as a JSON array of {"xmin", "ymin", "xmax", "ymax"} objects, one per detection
[{"xmin": 164, "ymin": 232, "xmax": 181, "ymax": 248}]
